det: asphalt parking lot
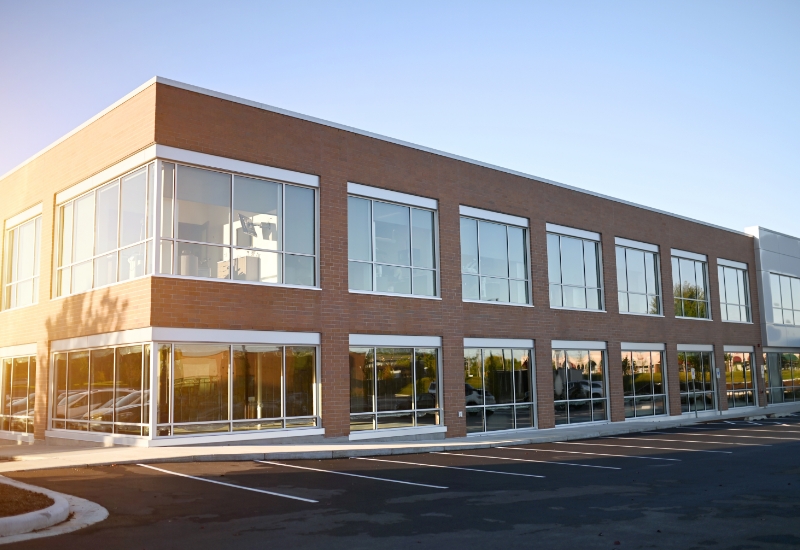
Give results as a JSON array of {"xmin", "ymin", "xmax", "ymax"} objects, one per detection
[{"xmin": 7, "ymin": 415, "xmax": 800, "ymax": 549}]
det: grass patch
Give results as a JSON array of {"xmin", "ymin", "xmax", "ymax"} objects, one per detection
[{"xmin": 0, "ymin": 483, "xmax": 54, "ymax": 517}]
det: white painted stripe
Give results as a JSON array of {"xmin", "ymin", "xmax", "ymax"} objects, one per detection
[
  {"xmin": 349, "ymin": 334, "xmax": 441, "ymax": 347},
  {"xmin": 347, "ymin": 182, "xmax": 437, "ymax": 210},
  {"xmin": 557, "ymin": 442, "xmax": 732, "ymax": 454},
  {"xmin": 0, "ymin": 343, "xmax": 37, "ymax": 358},
  {"xmin": 614, "ymin": 237, "xmax": 659, "ymax": 253},
  {"xmin": 464, "ymin": 338, "xmax": 534, "ymax": 349},
  {"xmin": 677, "ymin": 344, "xmax": 714, "ymax": 352},
  {"xmin": 534, "ymin": 445, "xmax": 681, "ymax": 461},
  {"xmin": 551, "ymin": 340, "xmax": 606, "ymax": 350},
  {"xmin": 671, "ymin": 248, "xmax": 707, "ymax": 262},
  {"xmin": 354, "ymin": 457, "xmax": 544, "ymax": 478},
  {"xmin": 137, "ymin": 464, "xmax": 317, "ymax": 503},
  {"xmin": 615, "ymin": 435, "xmax": 770, "ymax": 447},
  {"xmin": 459, "ymin": 206, "xmax": 528, "ymax": 228},
  {"xmin": 257, "ymin": 460, "xmax": 447, "ymax": 489},
  {"xmin": 717, "ymin": 258, "xmax": 748, "ymax": 270},
  {"xmin": 348, "ymin": 425, "xmax": 447, "ymax": 441},
  {"xmin": 5, "ymin": 204, "xmax": 42, "ymax": 229},
  {"xmin": 436, "ymin": 451, "xmax": 620, "ymax": 470},
  {"xmin": 546, "ymin": 223, "xmax": 600, "ymax": 241},
  {"xmin": 723, "ymin": 345, "xmax": 755, "ymax": 353},
  {"xmin": 620, "ymin": 342, "xmax": 666, "ymax": 351},
  {"xmin": 682, "ymin": 429, "xmax": 800, "ymax": 440}
]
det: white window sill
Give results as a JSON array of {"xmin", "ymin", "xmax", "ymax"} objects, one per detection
[
  {"xmin": 51, "ymin": 272, "xmax": 153, "ymax": 301},
  {"xmin": 348, "ymin": 425, "xmax": 446, "ymax": 440},
  {"xmin": 769, "ymin": 322, "xmax": 800, "ymax": 327},
  {"xmin": 550, "ymin": 306, "xmax": 606, "ymax": 313},
  {"xmin": 155, "ymin": 273, "xmax": 321, "ymax": 291},
  {"xmin": 675, "ymin": 316, "xmax": 713, "ymax": 321},
  {"xmin": 721, "ymin": 319, "xmax": 753, "ymax": 325},
  {"xmin": 0, "ymin": 302, "xmax": 39, "ymax": 314},
  {"xmin": 462, "ymin": 299, "xmax": 533, "ymax": 308},
  {"xmin": 348, "ymin": 289, "xmax": 441, "ymax": 300},
  {"xmin": 618, "ymin": 311, "xmax": 664, "ymax": 318}
]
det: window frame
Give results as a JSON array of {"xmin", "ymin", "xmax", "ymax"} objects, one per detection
[
  {"xmin": 3, "ymin": 214, "xmax": 42, "ymax": 311},
  {"xmin": 621, "ymin": 349, "xmax": 668, "ymax": 418},
  {"xmin": 769, "ymin": 272, "xmax": 800, "ymax": 326},
  {"xmin": 0, "ymin": 354, "xmax": 36, "ymax": 434},
  {"xmin": 157, "ymin": 161, "xmax": 320, "ymax": 290},
  {"xmin": 671, "ymin": 251, "xmax": 712, "ymax": 320},
  {"xmin": 459, "ymin": 211, "xmax": 532, "ymax": 307},
  {"xmin": 615, "ymin": 242, "xmax": 662, "ymax": 317},
  {"xmin": 717, "ymin": 261, "xmax": 752, "ymax": 324},
  {"xmin": 547, "ymin": 230, "xmax": 605, "ymax": 312},
  {"xmin": 552, "ymin": 347, "xmax": 609, "ymax": 425},
  {"xmin": 347, "ymin": 192, "xmax": 441, "ymax": 299}
]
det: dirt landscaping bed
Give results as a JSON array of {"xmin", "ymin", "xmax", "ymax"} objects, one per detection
[{"xmin": 0, "ymin": 484, "xmax": 53, "ymax": 517}]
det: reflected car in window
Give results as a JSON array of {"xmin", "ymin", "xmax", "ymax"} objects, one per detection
[{"xmin": 465, "ymin": 383, "xmax": 496, "ymax": 407}]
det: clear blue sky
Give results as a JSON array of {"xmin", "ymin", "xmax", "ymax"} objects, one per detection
[{"xmin": 1, "ymin": 1, "xmax": 798, "ymax": 236}]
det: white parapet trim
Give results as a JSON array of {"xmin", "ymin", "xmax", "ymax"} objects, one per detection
[
  {"xmin": 546, "ymin": 223, "xmax": 600, "ymax": 241},
  {"xmin": 620, "ymin": 342, "xmax": 666, "ymax": 351},
  {"xmin": 347, "ymin": 182, "xmax": 437, "ymax": 210},
  {"xmin": 551, "ymin": 340, "xmax": 606, "ymax": 350},
  {"xmin": 459, "ymin": 206, "xmax": 528, "ymax": 228},
  {"xmin": 349, "ymin": 334, "xmax": 442, "ymax": 347},
  {"xmin": 677, "ymin": 344, "xmax": 714, "ymax": 352},
  {"xmin": 0, "ymin": 343, "xmax": 37, "ymax": 358},
  {"xmin": 464, "ymin": 337, "xmax": 534, "ymax": 348},
  {"xmin": 614, "ymin": 237, "xmax": 659, "ymax": 253}
]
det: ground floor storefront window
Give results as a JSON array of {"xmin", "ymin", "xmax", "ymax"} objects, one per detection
[
  {"xmin": 464, "ymin": 347, "xmax": 533, "ymax": 433},
  {"xmin": 157, "ymin": 344, "xmax": 317, "ymax": 436},
  {"xmin": 349, "ymin": 347, "xmax": 440, "ymax": 431},
  {"xmin": 622, "ymin": 350, "xmax": 666, "ymax": 418},
  {"xmin": 678, "ymin": 350, "xmax": 716, "ymax": 413},
  {"xmin": 763, "ymin": 352, "xmax": 800, "ymax": 404},
  {"xmin": 1, "ymin": 355, "xmax": 35, "ymax": 433},
  {"xmin": 52, "ymin": 345, "xmax": 150, "ymax": 435},
  {"xmin": 725, "ymin": 352, "xmax": 755, "ymax": 408},
  {"xmin": 552, "ymin": 348, "xmax": 607, "ymax": 425}
]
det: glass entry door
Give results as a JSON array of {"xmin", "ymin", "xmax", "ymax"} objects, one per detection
[{"xmin": 678, "ymin": 351, "xmax": 716, "ymax": 413}]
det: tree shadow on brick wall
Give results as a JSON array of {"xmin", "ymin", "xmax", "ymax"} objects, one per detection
[{"xmin": 45, "ymin": 289, "xmax": 130, "ymax": 343}]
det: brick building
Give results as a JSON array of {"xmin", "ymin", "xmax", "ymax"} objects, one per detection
[{"xmin": 0, "ymin": 77, "xmax": 797, "ymax": 447}]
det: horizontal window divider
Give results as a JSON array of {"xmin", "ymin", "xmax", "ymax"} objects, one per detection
[
  {"xmin": 154, "ymin": 273, "xmax": 321, "ymax": 291},
  {"xmin": 348, "ymin": 289, "xmax": 441, "ymax": 300},
  {"xmin": 618, "ymin": 311, "xmax": 665, "ymax": 318},
  {"xmin": 462, "ymin": 299, "xmax": 533, "ymax": 308},
  {"xmin": 720, "ymin": 320, "xmax": 753, "ymax": 325},
  {"xmin": 550, "ymin": 306, "xmax": 607, "ymax": 313}
]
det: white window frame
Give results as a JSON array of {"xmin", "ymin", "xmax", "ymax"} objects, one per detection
[
  {"xmin": 671, "ymin": 249, "xmax": 712, "ymax": 321},
  {"xmin": 615, "ymin": 237, "xmax": 662, "ymax": 317},
  {"xmin": 769, "ymin": 272, "xmax": 800, "ymax": 326},
  {"xmin": 717, "ymin": 259, "xmax": 752, "ymax": 324},
  {"xmin": 546, "ymin": 225, "xmax": 605, "ymax": 312},
  {"xmin": 3, "ymin": 205, "xmax": 42, "ymax": 311}
]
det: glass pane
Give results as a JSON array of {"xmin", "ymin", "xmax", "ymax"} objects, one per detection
[
  {"xmin": 718, "ymin": 266, "xmax": 727, "ymax": 306},
  {"xmin": 769, "ymin": 273, "xmax": 782, "ymax": 307},
  {"xmin": 552, "ymin": 350, "xmax": 567, "ymax": 402},
  {"xmin": 95, "ymin": 182, "xmax": 119, "ymax": 255},
  {"xmin": 350, "ymin": 414, "xmax": 374, "ymax": 431},
  {"xmin": 589, "ymin": 351, "xmax": 604, "ymax": 397},
  {"xmin": 462, "ymin": 274, "xmax": 479, "ymax": 300},
  {"xmin": 547, "ymin": 234, "xmax": 562, "ymax": 284},
  {"xmin": 792, "ymin": 278, "xmax": 800, "ymax": 313},
  {"xmin": 622, "ymin": 352, "xmax": 634, "ymax": 396},
  {"xmin": 624, "ymin": 397, "xmax": 635, "ymax": 418},
  {"xmin": 485, "ymin": 406, "xmax": 514, "ymax": 431},
  {"xmin": 348, "ymin": 197, "xmax": 372, "ymax": 261},
  {"xmin": 285, "ymin": 254, "xmax": 315, "ymax": 286},
  {"xmin": 411, "ymin": 209, "xmax": 435, "ymax": 269},
  {"xmin": 460, "ymin": 218, "xmax": 478, "ymax": 274},
  {"xmin": 176, "ymin": 165, "xmax": 231, "ymax": 245},
  {"xmin": 695, "ymin": 262, "xmax": 707, "ymax": 300},
  {"xmin": 653, "ymin": 352, "xmax": 664, "ymax": 394},
  {"xmin": 232, "ymin": 346, "xmax": 281, "ymax": 420},
  {"xmin": 60, "ymin": 203, "xmax": 74, "ymax": 267},
  {"xmin": 15, "ymin": 220, "xmax": 36, "ymax": 280},
  {"xmin": 672, "ymin": 257, "xmax": 681, "ymax": 300},
  {"xmin": 119, "ymin": 243, "xmax": 146, "ymax": 282},
  {"xmin": 89, "ymin": 349, "xmax": 115, "ymax": 422},
  {"xmin": 173, "ymin": 344, "xmax": 230, "ymax": 423},
  {"xmin": 484, "ymin": 349, "xmax": 512, "ymax": 404},
  {"xmin": 377, "ymin": 412, "xmax": 414, "ymax": 429},
  {"xmin": 549, "ymin": 283, "xmax": 563, "ymax": 307},
  {"xmin": 679, "ymin": 259, "xmax": 696, "ymax": 298},
  {"xmin": 560, "ymin": 237, "xmax": 585, "ymax": 287},
  {"xmin": 115, "ymin": 346, "xmax": 144, "ymax": 425},
  {"xmin": 161, "ymin": 163, "xmax": 175, "ymax": 239},
  {"xmin": 9, "ymin": 358, "xmax": 28, "ymax": 416},
  {"xmin": 94, "ymin": 252, "xmax": 117, "ymax": 287},
  {"xmin": 644, "ymin": 252, "xmax": 657, "ymax": 296},
  {"xmin": 507, "ymin": 226, "xmax": 527, "ymax": 280},
  {"xmin": 625, "ymin": 249, "xmax": 646, "ymax": 294},
  {"xmin": 232, "ymin": 249, "xmax": 280, "ymax": 283},
  {"xmin": 375, "ymin": 264, "xmax": 411, "ymax": 294},
  {"xmin": 285, "ymin": 347, "xmax": 315, "ymax": 417},
  {"xmin": 615, "ymin": 247, "xmax": 627, "ymax": 292},
  {"xmin": 350, "ymin": 348, "xmax": 375, "ymax": 413},
  {"xmin": 73, "ymin": 192, "xmax": 96, "ymax": 262},
  {"xmin": 415, "ymin": 349, "xmax": 438, "ymax": 409},
  {"xmin": 412, "ymin": 269, "xmax": 435, "ymax": 296},
  {"xmin": 72, "ymin": 261, "xmax": 93, "ymax": 294},
  {"xmin": 780, "ymin": 276, "xmax": 793, "ymax": 309},
  {"xmin": 648, "ymin": 294, "xmax": 660, "ymax": 315},
  {"xmin": 569, "ymin": 400, "xmax": 592, "ymax": 423},
  {"xmin": 120, "ymin": 169, "xmax": 147, "ymax": 247},
  {"xmin": 66, "ymin": 351, "xmax": 89, "ymax": 423},
  {"xmin": 478, "ymin": 221, "xmax": 508, "ymax": 277},
  {"xmin": 513, "ymin": 349, "xmax": 532, "ymax": 403},
  {"xmin": 233, "ymin": 176, "xmax": 281, "ymax": 251},
  {"xmin": 737, "ymin": 270, "xmax": 747, "ymax": 306},
  {"xmin": 481, "ymin": 277, "xmax": 509, "ymax": 303},
  {"xmin": 727, "ymin": 304, "xmax": 741, "ymax": 322},
  {"xmin": 349, "ymin": 261, "xmax": 373, "ymax": 291},
  {"xmin": 562, "ymin": 286, "xmax": 586, "ymax": 309},
  {"xmin": 284, "ymin": 185, "xmax": 315, "ymax": 255},
  {"xmin": 584, "ymin": 241, "xmax": 599, "ymax": 288},
  {"xmin": 374, "ymin": 202, "xmax": 410, "ymax": 266},
  {"xmin": 2, "ymin": 359, "xmax": 14, "ymax": 418},
  {"xmin": 509, "ymin": 279, "xmax": 528, "ymax": 304},
  {"xmin": 375, "ymin": 348, "xmax": 413, "ymax": 412},
  {"xmin": 464, "ymin": 348, "xmax": 483, "ymax": 406},
  {"xmin": 515, "ymin": 404, "xmax": 533, "ymax": 429},
  {"xmin": 176, "ymin": 242, "xmax": 230, "ymax": 279},
  {"xmin": 724, "ymin": 267, "xmax": 740, "ymax": 306},
  {"xmin": 628, "ymin": 293, "xmax": 647, "ymax": 314},
  {"xmin": 632, "ymin": 352, "xmax": 652, "ymax": 397},
  {"xmin": 160, "ymin": 240, "xmax": 173, "ymax": 275},
  {"xmin": 466, "ymin": 407, "xmax": 484, "ymax": 432},
  {"xmin": 157, "ymin": 345, "xmax": 171, "ymax": 424}
]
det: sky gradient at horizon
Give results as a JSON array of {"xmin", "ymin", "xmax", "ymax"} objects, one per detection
[{"xmin": 1, "ymin": 1, "xmax": 798, "ymax": 236}]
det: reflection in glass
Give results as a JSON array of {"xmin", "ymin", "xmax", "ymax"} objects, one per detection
[
  {"xmin": 175, "ymin": 166, "xmax": 231, "ymax": 245},
  {"xmin": 233, "ymin": 346, "xmax": 281, "ymax": 420},
  {"xmin": 553, "ymin": 349, "xmax": 608, "ymax": 424},
  {"xmin": 173, "ymin": 344, "xmax": 230, "ymax": 424}
]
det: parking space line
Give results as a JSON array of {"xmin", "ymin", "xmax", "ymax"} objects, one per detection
[
  {"xmin": 689, "ymin": 426, "xmax": 800, "ymax": 435},
  {"xmin": 682, "ymin": 429, "xmax": 800, "ymax": 440},
  {"xmin": 433, "ymin": 451, "xmax": 621, "ymax": 470},
  {"xmin": 353, "ymin": 457, "xmax": 545, "ymax": 478},
  {"xmin": 255, "ymin": 460, "xmax": 448, "ymax": 489},
  {"xmin": 525, "ymin": 445, "xmax": 681, "ymax": 461},
  {"xmin": 556, "ymin": 442, "xmax": 732, "ymax": 454},
  {"xmin": 137, "ymin": 464, "xmax": 318, "ymax": 503},
  {"xmin": 620, "ymin": 434, "xmax": 772, "ymax": 447}
]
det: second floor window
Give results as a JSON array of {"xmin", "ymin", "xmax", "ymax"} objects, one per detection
[
  {"xmin": 616, "ymin": 243, "xmax": 661, "ymax": 315},
  {"xmin": 718, "ymin": 262, "xmax": 751, "ymax": 322},
  {"xmin": 770, "ymin": 273, "xmax": 800, "ymax": 326},
  {"xmin": 547, "ymin": 229, "xmax": 603, "ymax": 310},
  {"xmin": 671, "ymin": 251, "xmax": 710, "ymax": 319},
  {"xmin": 3, "ymin": 215, "xmax": 41, "ymax": 309},
  {"xmin": 348, "ymin": 195, "xmax": 437, "ymax": 297}
]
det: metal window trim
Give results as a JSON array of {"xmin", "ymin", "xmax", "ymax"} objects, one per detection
[
  {"xmin": 551, "ymin": 340, "xmax": 607, "ymax": 350},
  {"xmin": 671, "ymin": 248, "xmax": 707, "ymax": 262},
  {"xmin": 723, "ymin": 345, "xmax": 755, "ymax": 353},
  {"xmin": 459, "ymin": 206, "xmax": 528, "ymax": 228},
  {"xmin": 347, "ymin": 182, "xmax": 437, "ymax": 210},
  {"xmin": 546, "ymin": 223, "xmax": 600, "ymax": 241},
  {"xmin": 614, "ymin": 237, "xmax": 658, "ymax": 253},
  {"xmin": 620, "ymin": 342, "xmax": 666, "ymax": 351},
  {"xmin": 349, "ymin": 334, "xmax": 442, "ymax": 347},
  {"xmin": 717, "ymin": 258, "xmax": 748, "ymax": 270}
]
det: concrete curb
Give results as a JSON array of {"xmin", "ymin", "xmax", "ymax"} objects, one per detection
[{"xmin": 0, "ymin": 476, "xmax": 69, "ymax": 538}]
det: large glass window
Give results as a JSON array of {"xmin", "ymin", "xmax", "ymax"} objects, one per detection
[
  {"xmin": 57, "ymin": 164, "xmax": 155, "ymax": 296},
  {"xmin": 552, "ymin": 349, "xmax": 607, "ymax": 424},
  {"xmin": 460, "ymin": 218, "xmax": 529, "ymax": 304},
  {"xmin": 0, "ymin": 355, "xmax": 36, "ymax": 433},
  {"xmin": 547, "ymin": 234, "xmax": 603, "ymax": 310},
  {"xmin": 464, "ymin": 348, "xmax": 534, "ymax": 433},
  {"xmin": 156, "ymin": 344, "xmax": 317, "ymax": 436},
  {"xmin": 616, "ymin": 246, "xmax": 660, "ymax": 315},
  {"xmin": 769, "ymin": 273, "xmax": 800, "ymax": 326},
  {"xmin": 3, "ymin": 216, "xmax": 41, "ymax": 310},
  {"xmin": 718, "ymin": 265, "xmax": 751, "ymax": 322},
  {"xmin": 622, "ymin": 351, "xmax": 666, "ymax": 418},
  {"xmin": 349, "ymin": 347, "xmax": 440, "ymax": 431},
  {"xmin": 160, "ymin": 164, "xmax": 316, "ymax": 287},
  {"xmin": 51, "ymin": 344, "xmax": 150, "ymax": 435},
  {"xmin": 348, "ymin": 196, "xmax": 437, "ymax": 296},
  {"xmin": 677, "ymin": 351, "xmax": 716, "ymax": 412},
  {"xmin": 671, "ymin": 256, "xmax": 710, "ymax": 319},
  {"xmin": 763, "ymin": 352, "xmax": 800, "ymax": 404},
  {"xmin": 724, "ymin": 352, "xmax": 755, "ymax": 408}
]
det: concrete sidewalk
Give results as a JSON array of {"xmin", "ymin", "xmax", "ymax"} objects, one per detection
[{"xmin": 0, "ymin": 406, "xmax": 795, "ymax": 473}]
